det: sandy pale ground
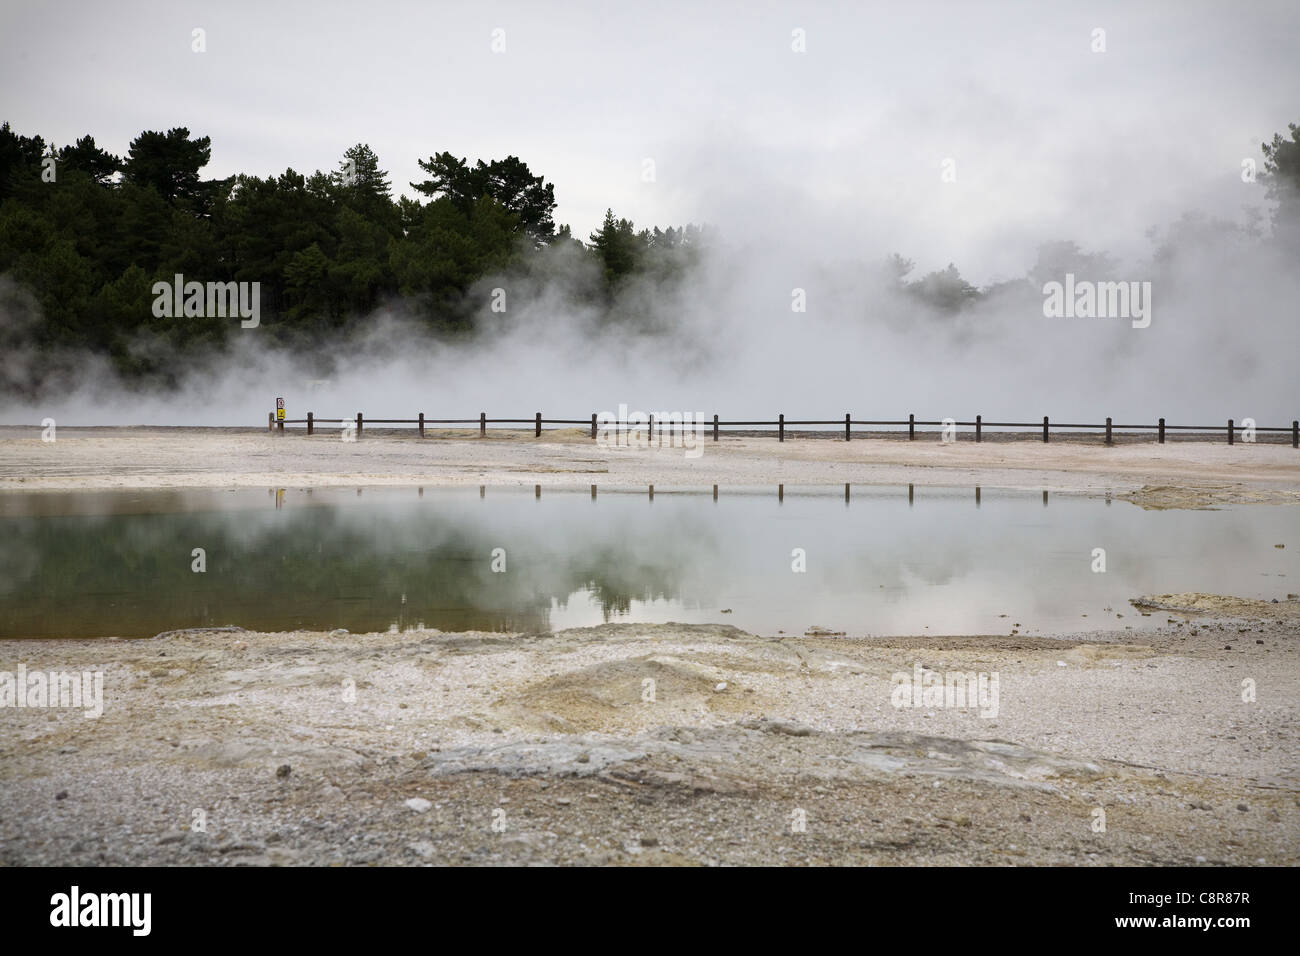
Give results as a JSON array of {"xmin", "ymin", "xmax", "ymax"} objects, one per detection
[
  {"xmin": 1, "ymin": 598, "xmax": 1296, "ymax": 866},
  {"xmin": 0, "ymin": 427, "xmax": 1298, "ymax": 506}
]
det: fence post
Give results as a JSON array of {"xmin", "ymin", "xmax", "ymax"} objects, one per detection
[
  {"xmin": 713, "ymin": 414, "xmax": 719, "ymax": 442},
  {"xmin": 480, "ymin": 412, "xmax": 486, "ymax": 437},
  {"xmin": 1158, "ymin": 418, "xmax": 1165, "ymax": 444},
  {"xmin": 845, "ymin": 413, "xmax": 851, "ymax": 441},
  {"xmin": 779, "ymin": 414, "xmax": 784, "ymax": 442},
  {"xmin": 649, "ymin": 414, "xmax": 654, "ymax": 443},
  {"xmin": 908, "ymin": 414, "xmax": 915, "ymax": 440},
  {"xmin": 1293, "ymin": 420, "xmax": 1298, "ymax": 449},
  {"xmin": 268, "ymin": 411, "xmax": 274, "ymax": 433},
  {"xmin": 1042, "ymin": 416, "xmax": 1049, "ymax": 443},
  {"xmin": 591, "ymin": 413, "xmax": 597, "ymax": 440},
  {"xmin": 1228, "ymin": 419, "xmax": 1234, "ymax": 445},
  {"xmin": 1105, "ymin": 417, "xmax": 1112, "ymax": 445},
  {"xmin": 418, "ymin": 413, "xmax": 424, "ymax": 439},
  {"xmin": 307, "ymin": 412, "xmax": 314, "ymax": 436},
  {"xmin": 975, "ymin": 415, "xmax": 981, "ymax": 443},
  {"xmin": 356, "ymin": 413, "xmax": 363, "ymax": 438},
  {"xmin": 535, "ymin": 412, "xmax": 541, "ymax": 438}
]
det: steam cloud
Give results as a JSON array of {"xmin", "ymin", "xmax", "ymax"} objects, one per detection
[{"xmin": 2, "ymin": 210, "xmax": 1297, "ymax": 427}]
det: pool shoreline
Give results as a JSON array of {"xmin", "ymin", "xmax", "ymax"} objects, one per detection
[{"xmin": 2, "ymin": 429, "xmax": 1297, "ymax": 507}]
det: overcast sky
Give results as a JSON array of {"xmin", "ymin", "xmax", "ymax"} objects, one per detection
[{"xmin": 2, "ymin": 0, "xmax": 1297, "ymax": 282}]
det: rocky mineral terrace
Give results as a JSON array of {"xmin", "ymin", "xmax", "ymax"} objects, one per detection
[{"xmin": 2, "ymin": 598, "xmax": 1296, "ymax": 866}]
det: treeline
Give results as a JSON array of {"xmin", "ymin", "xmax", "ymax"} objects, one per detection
[
  {"xmin": 1, "ymin": 121, "xmax": 1297, "ymax": 396},
  {"xmin": 0, "ymin": 124, "xmax": 707, "ymax": 393}
]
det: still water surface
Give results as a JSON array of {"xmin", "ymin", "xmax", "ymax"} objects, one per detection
[{"xmin": 1, "ymin": 485, "xmax": 1295, "ymax": 638}]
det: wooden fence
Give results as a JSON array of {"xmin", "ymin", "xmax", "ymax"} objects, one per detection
[{"xmin": 267, "ymin": 411, "xmax": 1300, "ymax": 447}]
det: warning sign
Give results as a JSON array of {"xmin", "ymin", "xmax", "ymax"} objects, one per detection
[{"xmin": 276, "ymin": 396, "xmax": 285, "ymax": 421}]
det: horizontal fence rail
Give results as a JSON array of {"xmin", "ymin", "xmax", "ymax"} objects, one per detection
[{"xmin": 267, "ymin": 411, "xmax": 1300, "ymax": 447}]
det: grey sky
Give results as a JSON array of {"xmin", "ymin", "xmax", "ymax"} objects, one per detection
[{"xmin": 3, "ymin": 0, "xmax": 1296, "ymax": 283}]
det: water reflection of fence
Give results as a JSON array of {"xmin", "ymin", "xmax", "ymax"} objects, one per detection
[
  {"xmin": 407, "ymin": 483, "xmax": 1053, "ymax": 507},
  {"xmin": 267, "ymin": 411, "xmax": 1300, "ymax": 447}
]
